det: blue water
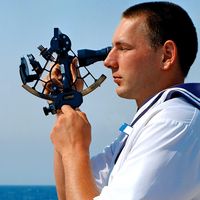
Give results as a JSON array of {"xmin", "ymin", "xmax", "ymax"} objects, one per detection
[{"xmin": 0, "ymin": 185, "xmax": 58, "ymax": 200}]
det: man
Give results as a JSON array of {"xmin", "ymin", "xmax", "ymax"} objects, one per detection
[{"xmin": 50, "ymin": 2, "xmax": 200, "ymax": 200}]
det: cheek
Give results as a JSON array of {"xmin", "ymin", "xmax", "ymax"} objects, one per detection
[
  {"xmin": 122, "ymin": 58, "xmax": 144, "ymax": 78},
  {"xmin": 119, "ymin": 49, "xmax": 160, "ymax": 79},
  {"xmin": 122, "ymin": 59, "xmax": 155, "ymax": 89}
]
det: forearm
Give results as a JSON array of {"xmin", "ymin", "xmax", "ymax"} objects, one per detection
[
  {"xmin": 62, "ymin": 149, "xmax": 100, "ymax": 200},
  {"xmin": 51, "ymin": 106, "xmax": 98, "ymax": 199},
  {"xmin": 54, "ymin": 150, "xmax": 66, "ymax": 200}
]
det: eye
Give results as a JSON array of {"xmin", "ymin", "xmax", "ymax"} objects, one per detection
[
  {"xmin": 113, "ymin": 42, "xmax": 132, "ymax": 52},
  {"xmin": 118, "ymin": 46, "xmax": 130, "ymax": 51}
]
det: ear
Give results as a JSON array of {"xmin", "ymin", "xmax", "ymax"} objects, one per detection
[{"xmin": 161, "ymin": 40, "xmax": 178, "ymax": 70}]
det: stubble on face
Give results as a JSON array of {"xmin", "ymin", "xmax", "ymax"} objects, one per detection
[{"xmin": 111, "ymin": 16, "xmax": 163, "ymax": 106}]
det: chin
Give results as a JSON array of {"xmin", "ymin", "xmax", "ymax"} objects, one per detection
[{"xmin": 116, "ymin": 88, "xmax": 134, "ymax": 99}]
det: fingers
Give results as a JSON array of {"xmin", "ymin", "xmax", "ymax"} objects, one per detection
[
  {"xmin": 44, "ymin": 78, "xmax": 63, "ymax": 94},
  {"xmin": 56, "ymin": 109, "xmax": 63, "ymax": 119},
  {"xmin": 56, "ymin": 105, "xmax": 79, "ymax": 119},
  {"xmin": 61, "ymin": 105, "xmax": 74, "ymax": 114},
  {"xmin": 43, "ymin": 64, "xmax": 62, "ymax": 83},
  {"xmin": 70, "ymin": 57, "xmax": 79, "ymax": 81},
  {"xmin": 42, "ymin": 58, "xmax": 84, "ymax": 96},
  {"xmin": 43, "ymin": 64, "xmax": 63, "ymax": 95},
  {"xmin": 61, "ymin": 105, "xmax": 88, "ymax": 122},
  {"xmin": 70, "ymin": 58, "xmax": 84, "ymax": 92}
]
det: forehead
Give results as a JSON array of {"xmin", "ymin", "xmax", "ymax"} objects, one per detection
[{"xmin": 113, "ymin": 16, "xmax": 149, "ymax": 44}]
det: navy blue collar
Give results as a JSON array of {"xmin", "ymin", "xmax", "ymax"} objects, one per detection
[
  {"xmin": 173, "ymin": 83, "xmax": 200, "ymax": 98},
  {"xmin": 131, "ymin": 83, "xmax": 200, "ymax": 127},
  {"xmin": 165, "ymin": 83, "xmax": 200, "ymax": 109}
]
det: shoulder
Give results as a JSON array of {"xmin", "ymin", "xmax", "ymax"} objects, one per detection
[
  {"xmin": 150, "ymin": 97, "xmax": 200, "ymax": 125},
  {"xmin": 131, "ymin": 97, "xmax": 200, "ymax": 152}
]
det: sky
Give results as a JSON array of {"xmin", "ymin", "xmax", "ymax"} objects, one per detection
[{"xmin": 0, "ymin": 0, "xmax": 199, "ymax": 185}]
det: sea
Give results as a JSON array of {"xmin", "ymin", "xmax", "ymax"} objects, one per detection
[{"xmin": 0, "ymin": 185, "xmax": 58, "ymax": 200}]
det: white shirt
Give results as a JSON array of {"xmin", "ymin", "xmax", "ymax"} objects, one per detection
[{"xmin": 92, "ymin": 86, "xmax": 200, "ymax": 200}]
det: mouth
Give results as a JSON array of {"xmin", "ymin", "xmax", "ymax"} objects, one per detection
[{"xmin": 113, "ymin": 76, "xmax": 122, "ymax": 85}]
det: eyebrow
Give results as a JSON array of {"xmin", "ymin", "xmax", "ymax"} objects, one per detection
[{"xmin": 113, "ymin": 40, "xmax": 133, "ymax": 48}]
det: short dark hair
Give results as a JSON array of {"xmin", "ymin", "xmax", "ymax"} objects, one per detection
[{"xmin": 123, "ymin": 1, "xmax": 198, "ymax": 77}]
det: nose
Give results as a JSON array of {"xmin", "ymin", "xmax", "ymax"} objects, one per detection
[{"xmin": 104, "ymin": 47, "xmax": 118, "ymax": 69}]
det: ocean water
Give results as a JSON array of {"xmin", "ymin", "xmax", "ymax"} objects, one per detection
[{"xmin": 0, "ymin": 185, "xmax": 58, "ymax": 200}]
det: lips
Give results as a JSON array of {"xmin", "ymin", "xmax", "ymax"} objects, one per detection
[{"xmin": 113, "ymin": 76, "xmax": 122, "ymax": 85}]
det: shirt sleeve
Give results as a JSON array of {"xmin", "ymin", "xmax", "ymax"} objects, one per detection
[
  {"xmin": 91, "ymin": 132, "xmax": 128, "ymax": 191},
  {"xmin": 94, "ymin": 106, "xmax": 200, "ymax": 200},
  {"xmin": 91, "ymin": 144, "xmax": 114, "ymax": 191}
]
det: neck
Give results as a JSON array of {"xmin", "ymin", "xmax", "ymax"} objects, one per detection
[{"xmin": 136, "ymin": 79, "xmax": 185, "ymax": 108}]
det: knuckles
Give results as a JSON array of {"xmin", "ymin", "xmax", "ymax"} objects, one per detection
[{"xmin": 50, "ymin": 107, "xmax": 91, "ymax": 143}]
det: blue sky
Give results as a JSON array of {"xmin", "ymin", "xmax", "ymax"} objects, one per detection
[{"xmin": 0, "ymin": 0, "xmax": 199, "ymax": 185}]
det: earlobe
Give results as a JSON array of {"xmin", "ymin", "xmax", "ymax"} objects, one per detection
[{"xmin": 161, "ymin": 40, "xmax": 177, "ymax": 70}]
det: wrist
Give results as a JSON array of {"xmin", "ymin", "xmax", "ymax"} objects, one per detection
[{"xmin": 61, "ymin": 147, "xmax": 90, "ymax": 164}]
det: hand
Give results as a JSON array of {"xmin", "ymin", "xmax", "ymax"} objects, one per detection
[
  {"xmin": 43, "ymin": 58, "xmax": 84, "ymax": 95},
  {"xmin": 70, "ymin": 58, "xmax": 84, "ymax": 92},
  {"xmin": 52, "ymin": 106, "xmax": 99, "ymax": 200},
  {"xmin": 50, "ymin": 105, "xmax": 91, "ymax": 157}
]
